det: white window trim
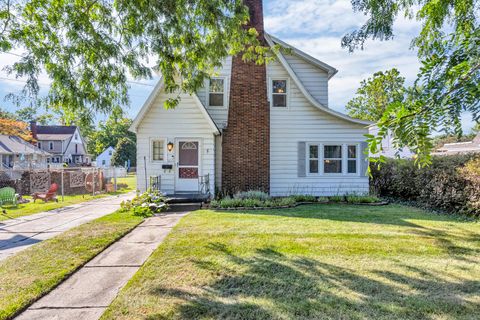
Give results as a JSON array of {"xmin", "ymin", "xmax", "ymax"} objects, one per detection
[
  {"xmin": 150, "ymin": 138, "xmax": 166, "ymax": 163},
  {"xmin": 206, "ymin": 76, "xmax": 228, "ymax": 108},
  {"xmin": 306, "ymin": 142, "xmax": 361, "ymax": 177},
  {"xmin": 269, "ymin": 77, "xmax": 290, "ymax": 109}
]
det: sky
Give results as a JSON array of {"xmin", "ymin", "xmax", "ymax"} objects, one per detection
[{"xmin": 0, "ymin": 0, "xmax": 476, "ymax": 132}]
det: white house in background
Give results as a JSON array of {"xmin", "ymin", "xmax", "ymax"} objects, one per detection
[
  {"xmin": 130, "ymin": 1, "xmax": 372, "ymax": 196},
  {"xmin": 95, "ymin": 146, "xmax": 115, "ymax": 167},
  {"xmin": 0, "ymin": 135, "xmax": 51, "ymax": 169},
  {"xmin": 368, "ymin": 125, "xmax": 415, "ymax": 159},
  {"xmin": 434, "ymin": 132, "xmax": 480, "ymax": 155}
]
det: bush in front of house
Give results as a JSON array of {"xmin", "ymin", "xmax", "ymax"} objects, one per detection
[
  {"xmin": 346, "ymin": 194, "xmax": 381, "ymax": 204},
  {"xmin": 211, "ymin": 191, "xmax": 297, "ymax": 209},
  {"xmin": 233, "ymin": 190, "xmax": 270, "ymax": 201},
  {"xmin": 290, "ymin": 194, "xmax": 317, "ymax": 202},
  {"xmin": 370, "ymin": 154, "xmax": 480, "ymax": 215},
  {"xmin": 120, "ymin": 190, "xmax": 168, "ymax": 217}
]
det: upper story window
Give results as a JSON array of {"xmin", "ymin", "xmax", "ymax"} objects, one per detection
[
  {"xmin": 75, "ymin": 133, "xmax": 79, "ymax": 140},
  {"xmin": 37, "ymin": 142, "xmax": 42, "ymax": 149},
  {"xmin": 152, "ymin": 140, "xmax": 164, "ymax": 161},
  {"xmin": 272, "ymin": 79, "xmax": 288, "ymax": 107},
  {"xmin": 208, "ymin": 78, "xmax": 225, "ymax": 107},
  {"xmin": 108, "ymin": 150, "xmax": 112, "ymax": 156},
  {"xmin": 49, "ymin": 142, "xmax": 54, "ymax": 150}
]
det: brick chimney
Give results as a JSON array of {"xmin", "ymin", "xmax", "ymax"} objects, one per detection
[
  {"xmin": 30, "ymin": 120, "xmax": 38, "ymax": 141},
  {"xmin": 221, "ymin": 0, "xmax": 270, "ymax": 194}
]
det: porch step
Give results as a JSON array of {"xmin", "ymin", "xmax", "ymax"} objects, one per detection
[
  {"xmin": 165, "ymin": 193, "xmax": 209, "ymax": 204},
  {"xmin": 166, "ymin": 202, "xmax": 203, "ymax": 212}
]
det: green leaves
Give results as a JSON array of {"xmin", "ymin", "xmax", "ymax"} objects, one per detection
[{"xmin": 1, "ymin": 0, "xmax": 267, "ymax": 120}]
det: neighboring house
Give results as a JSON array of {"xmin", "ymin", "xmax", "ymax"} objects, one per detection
[
  {"xmin": 130, "ymin": 1, "xmax": 371, "ymax": 196},
  {"xmin": 0, "ymin": 134, "xmax": 51, "ymax": 169},
  {"xmin": 434, "ymin": 132, "xmax": 480, "ymax": 155},
  {"xmin": 95, "ymin": 146, "xmax": 115, "ymax": 167},
  {"xmin": 30, "ymin": 121, "xmax": 91, "ymax": 166},
  {"xmin": 368, "ymin": 125, "xmax": 415, "ymax": 159}
]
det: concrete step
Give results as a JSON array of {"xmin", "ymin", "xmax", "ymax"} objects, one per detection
[{"xmin": 166, "ymin": 202, "xmax": 203, "ymax": 212}]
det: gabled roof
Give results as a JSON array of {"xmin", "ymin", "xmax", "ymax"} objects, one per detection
[
  {"xmin": 0, "ymin": 135, "xmax": 51, "ymax": 156},
  {"xmin": 129, "ymin": 77, "xmax": 220, "ymax": 135},
  {"xmin": 264, "ymin": 33, "xmax": 372, "ymax": 126},
  {"xmin": 37, "ymin": 125, "xmax": 77, "ymax": 135},
  {"xmin": 267, "ymin": 33, "xmax": 338, "ymax": 79},
  {"xmin": 37, "ymin": 134, "xmax": 72, "ymax": 141}
]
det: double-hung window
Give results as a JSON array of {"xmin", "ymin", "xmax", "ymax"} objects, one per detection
[
  {"xmin": 272, "ymin": 79, "xmax": 288, "ymax": 107},
  {"xmin": 309, "ymin": 145, "xmax": 319, "ymax": 174},
  {"xmin": 208, "ymin": 78, "xmax": 225, "ymax": 107},
  {"xmin": 347, "ymin": 145, "xmax": 358, "ymax": 174},
  {"xmin": 152, "ymin": 140, "xmax": 164, "ymax": 161}
]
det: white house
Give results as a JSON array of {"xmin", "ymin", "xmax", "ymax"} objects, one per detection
[
  {"xmin": 434, "ymin": 132, "xmax": 480, "ymax": 155},
  {"xmin": 368, "ymin": 125, "xmax": 415, "ymax": 159},
  {"xmin": 130, "ymin": 1, "xmax": 371, "ymax": 196},
  {"xmin": 95, "ymin": 146, "xmax": 115, "ymax": 167}
]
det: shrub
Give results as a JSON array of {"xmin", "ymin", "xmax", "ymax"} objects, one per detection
[
  {"xmin": 346, "ymin": 195, "xmax": 381, "ymax": 204},
  {"xmin": 233, "ymin": 190, "xmax": 270, "ymax": 201},
  {"xmin": 329, "ymin": 195, "xmax": 345, "ymax": 203},
  {"xmin": 371, "ymin": 154, "xmax": 480, "ymax": 215},
  {"xmin": 121, "ymin": 190, "xmax": 168, "ymax": 217},
  {"xmin": 291, "ymin": 194, "xmax": 317, "ymax": 202},
  {"xmin": 210, "ymin": 196, "xmax": 297, "ymax": 209}
]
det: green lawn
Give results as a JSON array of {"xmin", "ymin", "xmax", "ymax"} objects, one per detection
[
  {"xmin": 102, "ymin": 204, "xmax": 480, "ymax": 320},
  {"xmin": 0, "ymin": 210, "xmax": 142, "ymax": 320},
  {"xmin": 0, "ymin": 174, "xmax": 137, "ymax": 221}
]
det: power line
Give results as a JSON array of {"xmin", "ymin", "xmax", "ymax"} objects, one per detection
[{"xmin": 0, "ymin": 76, "xmax": 154, "ymax": 88}]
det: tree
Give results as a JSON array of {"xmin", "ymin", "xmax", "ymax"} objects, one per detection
[
  {"xmin": 0, "ymin": 118, "xmax": 33, "ymax": 142},
  {"xmin": 88, "ymin": 108, "xmax": 135, "ymax": 157},
  {"xmin": 111, "ymin": 137, "xmax": 136, "ymax": 167},
  {"xmin": 346, "ymin": 69, "xmax": 405, "ymax": 121},
  {"xmin": 342, "ymin": 0, "xmax": 479, "ymax": 165},
  {"xmin": 15, "ymin": 106, "xmax": 55, "ymax": 124},
  {"xmin": 473, "ymin": 123, "xmax": 480, "ymax": 134},
  {"xmin": 1, "ymin": 0, "xmax": 269, "ymax": 123}
]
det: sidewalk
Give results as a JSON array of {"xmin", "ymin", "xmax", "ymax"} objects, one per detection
[
  {"xmin": 0, "ymin": 192, "xmax": 135, "ymax": 261},
  {"xmin": 16, "ymin": 212, "xmax": 188, "ymax": 320}
]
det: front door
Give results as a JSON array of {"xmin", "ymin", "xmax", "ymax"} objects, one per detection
[{"xmin": 175, "ymin": 140, "xmax": 200, "ymax": 192}]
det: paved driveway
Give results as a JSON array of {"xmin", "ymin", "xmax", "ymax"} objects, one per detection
[{"xmin": 0, "ymin": 192, "xmax": 135, "ymax": 261}]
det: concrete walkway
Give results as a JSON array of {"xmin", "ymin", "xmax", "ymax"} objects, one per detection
[
  {"xmin": 0, "ymin": 192, "xmax": 135, "ymax": 261},
  {"xmin": 16, "ymin": 212, "xmax": 188, "ymax": 320}
]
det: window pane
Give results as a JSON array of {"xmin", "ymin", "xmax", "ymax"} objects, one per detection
[
  {"xmin": 348, "ymin": 160, "xmax": 357, "ymax": 173},
  {"xmin": 324, "ymin": 145, "xmax": 342, "ymax": 158},
  {"xmin": 348, "ymin": 145, "xmax": 357, "ymax": 158},
  {"xmin": 273, "ymin": 94, "xmax": 287, "ymax": 107},
  {"xmin": 210, "ymin": 79, "xmax": 224, "ymax": 93},
  {"xmin": 324, "ymin": 159, "xmax": 342, "ymax": 173},
  {"xmin": 309, "ymin": 160, "xmax": 318, "ymax": 173},
  {"xmin": 272, "ymin": 80, "xmax": 287, "ymax": 93},
  {"xmin": 209, "ymin": 93, "xmax": 224, "ymax": 106},
  {"xmin": 152, "ymin": 141, "xmax": 164, "ymax": 161},
  {"xmin": 309, "ymin": 145, "xmax": 318, "ymax": 159}
]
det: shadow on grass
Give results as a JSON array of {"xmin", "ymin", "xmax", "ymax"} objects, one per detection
[{"xmin": 148, "ymin": 243, "xmax": 479, "ymax": 319}]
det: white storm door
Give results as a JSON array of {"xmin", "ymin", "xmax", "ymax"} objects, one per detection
[{"xmin": 175, "ymin": 140, "xmax": 200, "ymax": 191}]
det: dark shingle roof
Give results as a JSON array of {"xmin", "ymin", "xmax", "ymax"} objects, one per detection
[{"xmin": 36, "ymin": 125, "xmax": 77, "ymax": 135}]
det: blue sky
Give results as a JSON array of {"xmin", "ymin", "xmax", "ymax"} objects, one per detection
[{"xmin": 0, "ymin": 0, "xmax": 476, "ymax": 132}]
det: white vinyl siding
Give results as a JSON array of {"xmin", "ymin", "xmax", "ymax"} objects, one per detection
[
  {"xmin": 197, "ymin": 56, "xmax": 232, "ymax": 129},
  {"xmin": 136, "ymin": 88, "xmax": 215, "ymax": 194},
  {"xmin": 267, "ymin": 59, "xmax": 369, "ymax": 196},
  {"xmin": 284, "ymin": 53, "xmax": 329, "ymax": 107}
]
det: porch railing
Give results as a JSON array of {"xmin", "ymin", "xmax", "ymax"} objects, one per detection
[
  {"xmin": 198, "ymin": 173, "xmax": 210, "ymax": 195},
  {"xmin": 149, "ymin": 175, "xmax": 161, "ymax": 192}
]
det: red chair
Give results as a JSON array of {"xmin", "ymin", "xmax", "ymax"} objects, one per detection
[{"xmin": 32, "ymin": 183, "xmax": 59, "ymax": 203}]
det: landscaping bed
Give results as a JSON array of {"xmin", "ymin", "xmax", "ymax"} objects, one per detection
[
  {"xmin": 102, "ymin": 204, "xmax": 480, "ymax": 320},
  {"xmin": 0, "ymin": 210, "xmax": 143, "ymax": 320},
  {"xmin": 209, "ymin": 191, "xmax": 384, "ymax": 210}
]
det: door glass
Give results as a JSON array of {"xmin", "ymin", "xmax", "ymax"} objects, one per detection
[{"xmin": 178, "ymin": 141, "xmax": 199, "ymax": 178}]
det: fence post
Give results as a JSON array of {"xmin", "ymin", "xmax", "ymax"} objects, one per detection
[
  {"xmin": 113, "ymin": 166, "xmax": 117, "ymax": 192},
  {"xmin": 61, "ymin": 169, "xmax": 64, "ymax": 202},
  {"xmin": 92, "ymin": 168, "xmax": 95, "ymax": 196}
]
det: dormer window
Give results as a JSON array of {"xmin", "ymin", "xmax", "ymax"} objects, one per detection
[
  {"xmin": 49, "ymin": 142, "xmax": 54, "ymax": 150},
  {"xmin": 208, "ymin": 78, "xmax": 225, "ymax": 107},
  {"xmin": 272, "ymin": 79, "xmax": 288, "ymax": 107}
]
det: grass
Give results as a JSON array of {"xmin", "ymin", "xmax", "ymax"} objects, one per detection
[
  {"xmin": 0, "ymin": 174, "xmax": 137, "ymax": 221},
  {"xmin": 102, "ymin": 204, "xmax": 480, "ymax": 320},
  {"xmin": 0, "ymin": 210, "xmax": 142, "ymax": 320}
]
